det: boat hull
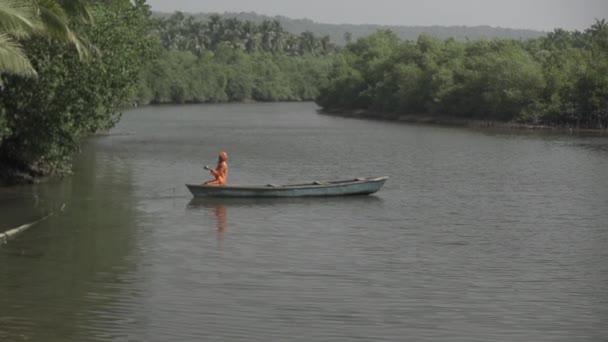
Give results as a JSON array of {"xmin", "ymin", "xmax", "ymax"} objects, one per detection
[{"xmin": 186, "ymin": 176, "xmax": 388, "ymax": 198}]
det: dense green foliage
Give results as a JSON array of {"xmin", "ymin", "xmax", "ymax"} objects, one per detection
[
  {"xmin": 0, "ymin": 0, "xmax": 156, "ymax": 179},
  {"xmin": 138, "ymin": 48, "xmax": 332, "ymax": 104},
  {"xmin": 154, "ymin": 12, "xmax": 338, "ymax": 56},
  {"xmin": 136, "ymin": 13, "xmax": 335, "ymax": 104},
  {"xmin": 154, "ymin": 11, "xmax": 545, "ymax": 45},
  {"xmin": 316, "ymin": 20, "xmax": 608, "ymax": 129},
  {"xmin": 1, "ymin": 4, "xmax": 605, "ymax": 183}
]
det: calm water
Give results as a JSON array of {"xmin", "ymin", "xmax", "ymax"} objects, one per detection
[{"xmin": 1, "ymin": 102, "xmax": 607, "ymax": 341}]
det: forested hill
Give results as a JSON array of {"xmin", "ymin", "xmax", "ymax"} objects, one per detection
[{"xmin": 153, "ymin": 11, "xmax": 545, "ymax": 45}]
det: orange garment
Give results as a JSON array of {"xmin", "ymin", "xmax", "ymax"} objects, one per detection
[{"xmin": 204, "ymin": 151, "xmax": 228, "ymax": 186}]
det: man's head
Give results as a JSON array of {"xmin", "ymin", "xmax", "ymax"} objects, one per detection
[{"xmin": 219, "ymin": 151, "xmax": 228, "ymax": 162}]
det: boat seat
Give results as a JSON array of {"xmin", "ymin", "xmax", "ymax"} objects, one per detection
[
  {"xmin": 355, "ymin": 177, "xmax": 366, "ymax": 181},
  {"xmin": 313, "ymin": 181, "xmax": 328, "ymax": 185}
]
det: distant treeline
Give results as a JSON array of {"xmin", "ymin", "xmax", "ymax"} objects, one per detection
[
  {"xmin": 136, "ymin": 13, "xmax": 336, "ymax": 104},
  {"xmin": 139, "ymin": 12, "xmax": 548, "ymax": 107},
  {"xmin": 153, "ymin": 11, "xmax": 545, "ymax": 45},
  {"xmin": 316, "ymin": 20, "xmax": 608, "ymax": 129},
  {"xmin": 1, "ymin": 3, "xmax": 606, "ymax": 184},
  {"xmin": 137, "ymin": 49, "xmax": 332, "ymax": 104}
]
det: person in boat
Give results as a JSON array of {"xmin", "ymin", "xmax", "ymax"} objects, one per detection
[{"xmin": 204, "ymin": 151, "xmax": 228, "ymax": 186}]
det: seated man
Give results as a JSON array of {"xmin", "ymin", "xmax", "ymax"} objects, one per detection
[{"xmin": 204, "ymin": 151, "xmax": 228, "ymax": 186}]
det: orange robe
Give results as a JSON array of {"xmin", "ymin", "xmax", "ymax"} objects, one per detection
[{"xmin": 205, "ymin": 152, "xmax": 228, "ymax": 186}]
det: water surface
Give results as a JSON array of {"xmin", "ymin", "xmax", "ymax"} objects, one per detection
[{"xmin": 1, "ymin": 103, "xmax": 607, "ymax": 341}]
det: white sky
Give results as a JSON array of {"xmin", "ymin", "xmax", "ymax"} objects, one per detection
[{"xmin": 145, "ymin": 0, "xmax": 607, "ymax": 31}]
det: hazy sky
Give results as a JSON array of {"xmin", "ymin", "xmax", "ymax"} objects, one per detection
[{"xmin": 146, "ymin": 0, "xmax": 607, "ymax": 31}]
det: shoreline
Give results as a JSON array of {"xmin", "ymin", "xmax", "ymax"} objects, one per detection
[
  {"xmin": 0, "ymin": 161, "xmax": 61, "ymax": 187},
  {"xmin": 134, "ymin": 98, "xmax": 308, "ymax": 107},
  {"xmin": 319, "ymin": 109, "xmax": 608, "ymax": 134},
  {"xmin": 133, "ymin": 102, "xmax": 607, "ymax": 133},
  {"xmin": 3, "ymin": 104, "xmax": 607, "ymax": 187}
]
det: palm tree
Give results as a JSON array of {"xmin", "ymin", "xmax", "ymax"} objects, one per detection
[
  {"xmin": 259, "ymin": 20, "xmax": 274, "ymax": 52},
  {"xmin": 207, "ymin": 14, "xmax": 223, "ymax": 49},
  {"xmin": 544, "ymin": 28, "xmax": 572, "ymax": 49},
  {"xmin": 586, "ymin": 18, "xmax": 608, "ymax": 49},
  {"xmin": 36, "ymin": 0, "xmax": 93, "ymax": 58},
  {"xmin": 0, "ymin": 0, "xmax": 40, "ymax": 76},
  {"xmin": 189, "ymin": 20, "xmax": 210, "ymax": 55},
  {"xmin": 588, "ymin": 18, "xmax": 607, "ymax": 36},
  {"xmin": 299, "ymin": 31, "xmax": 317, "ymax": 55},
  {"xmin": 0, "ymin": 0, "xmax": 93, "ymax": 78},
  {"xmin": 319, "ymin": 35, "xmax": 332, "ymax": 55},
  {"xmin": 223, "ymin": 17, "xmax": 244, "ymax": 50},
  {"xmin": 269, "ymin": 20, "xmax": 284, "ymax": 53},
  {"xmin": 242, "ymin": 21, "xmax": 259, "ymax": 53},
  {"xmin": 284, "ymin": 34, "xmax": 299, "ymax": 56}
]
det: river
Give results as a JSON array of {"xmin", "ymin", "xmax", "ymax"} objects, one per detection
[{"xmin": 1, "ymin": 102, "xmax": 607, "ymax": 341}]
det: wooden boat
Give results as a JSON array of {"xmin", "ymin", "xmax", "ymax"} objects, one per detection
[{"xmin": 186, "ymin": 176, "xmax": 388, "ymax": 198}]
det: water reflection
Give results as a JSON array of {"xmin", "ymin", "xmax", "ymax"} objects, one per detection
[
  {"xmin": 186, "ymin": 195, "xmax": 383, "ymax": 209},
  {"xmin": 5, "ymin": 102, "xmax": 608, "ymax": 341},
  {"xmin": 0, "ymin": 141, "xmax": 140, "ymax": 342},
  {"xmin": 213, "ymin": 205, "xmax": 227, "ymax": 243},
  {"xmin": 186, "ymin": 200, "xmax": 229, "ymax": 251},
  {"xmin": 572, "ymin": 139, "xmax": 608, "ymax": 154}
]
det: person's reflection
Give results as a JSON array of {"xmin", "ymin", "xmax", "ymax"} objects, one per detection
[{"xmin": 212, "ymin": 205, "xmax": 227, "ymax": 251}]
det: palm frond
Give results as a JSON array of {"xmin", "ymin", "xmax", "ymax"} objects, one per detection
[
  {"xmin": 37, "ymin": 3, "xmax": 68, "ymax": 39},
  {"xmin": 37, "ymin": 3, "xmax": 90, "ymax": 59},
  {"xmin": 35, "ymin": 0, "xmax": 66, "ymax": 17},
  {"xmin": 0, "ymin": 0, "xmax": 41, "ymax": 38},
  {"xmin": 0, "ymin": 33, "xmax": 37, "ymax": 77},
  {"xmin": 66, "ymin": 29, "xmax": 92, "ymax": 59},
  {"xmin": 56, "ymin": 0, "xmax": 93, "ymax": 23}
]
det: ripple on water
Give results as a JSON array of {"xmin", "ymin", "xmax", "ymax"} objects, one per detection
[{"xmin": 1, "ymin": 103, "xmax": 607, "ymax": 341}]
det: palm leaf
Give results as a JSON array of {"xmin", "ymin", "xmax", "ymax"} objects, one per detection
[
  {"xmin": 37, "ymin": 2, "xmax": 90, "ymax": 59},
  {"xmin": 36, "ymin": 0, "xmax": 68, "ymax": 38},
  {"xmin": 56, "ymin": 0, "xmax": 93, "ymax": 23},
  {"xmin": 66, "ymin": 28, "xmax": 92, "ymax": 59},
  {"xmin": 0, "ymin": 0, "xmax": 41, "ymax": 38},
  {"xmin": 0, "ymin": 33, "xmax": 37, "ymax": 77}
]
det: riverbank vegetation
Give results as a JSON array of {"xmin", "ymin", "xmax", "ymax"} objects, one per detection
[
  {"xmin": 135, "ymin": 13, "xmax": 336, "ymax": 104},
  {"xmin": 0, "ymin": 7, "xmax": 339, "ymax": 184},
  {"xmin": 0, "ymin": 0, "xmax": 156, "ymax": 183},
  {"xmin": 0, "ymin": 3, "xmax": 606, "ymax": 184},
  {"xmin": 316, "ymin": 20, "xmax": 608, "ymax": 129}
]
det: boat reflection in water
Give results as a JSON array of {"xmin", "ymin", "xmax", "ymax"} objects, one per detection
[
  {"xmin": 187, "ymin": 195, "xmax": 385, "ymax": 252},
  {"xmin": 212, "ymin": 205, "xmax": 227, "ymax": 248},
  {"xmin": 186, "ymin": 200, "xmax": 229, "ymax": 252}
]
